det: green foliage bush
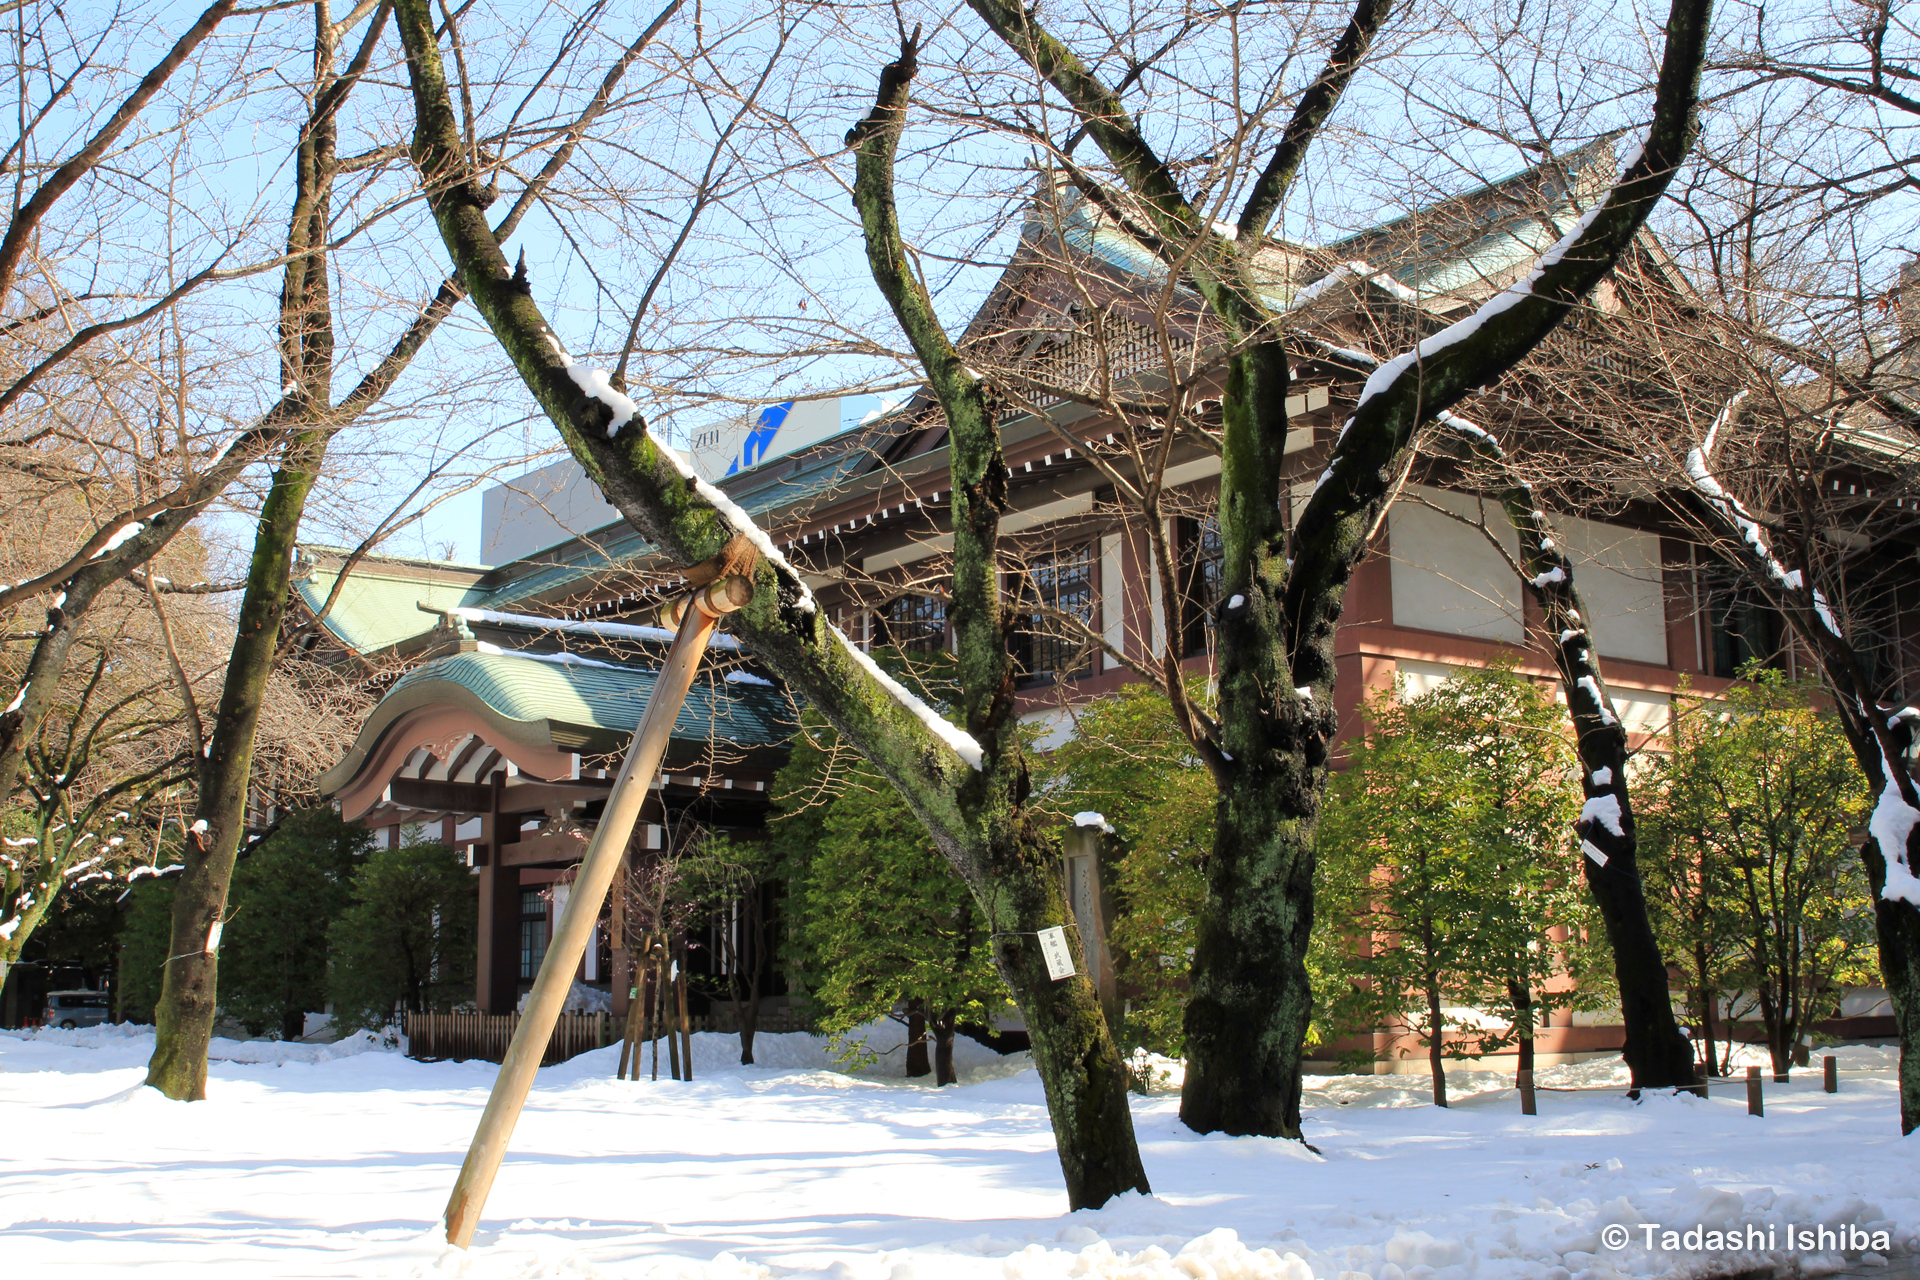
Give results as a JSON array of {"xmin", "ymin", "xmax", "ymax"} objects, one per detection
[
  {"xmin": 1036, "ymin": 680, "xmax": 1214, "ymax": 1056},
  {"xmin": 1642, "ymin": 667, "xmax": 1874, "ymax": 1076},
  {"xmin": 1314, "ymin": 663, "xmax": 1605, "ymax": 1096},
  {"xmin": 767, "ymin": 650, "xmax": 1009, "ymax": 1076},
  {"xmin": 116, "ymin": 876, "xmax": 176, "ymax": 1024},
  {"xmin": 219, "ymin": 807, "xmax": 372, "ymax": 1040},
  {"xmin": 327, "ymin": 839, "xmax": 476, "ymax": 1034}
]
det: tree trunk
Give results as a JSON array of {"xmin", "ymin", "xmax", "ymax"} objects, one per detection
[
  {"xmin": 934, "ymin": 1010, "xmax": 957, "ymax": 1086},
  {"xmin": 676, "ymin": 953, "xmax": 691, "ymax": 1082},
  {"xmin": 735, "ymin": 893, "xmax": 761, "ymax": 1065},
  {"xmin": 1509, "ymin": 979, "xmax": 1535, "ymax": 1078},
  {"xmin": 145, "ymin": 435, "xmax": 330, "ymax": 1100},
  {"xmin": 1759, "ymin": 989, "xmax": 1789, "ymax": 1080},
  {"xmin": 617, "ymin": 975, "xmax": 641, "ymax": 1079},
  {"xmin": 1699, "ymin": 980, "xmax": 1718, "ymax": 1078},
  {"xmin": 965, "ymin": 0, "xmax": 1713, "ymax": 1140},
  {"xmin": 738, "ymin": 992, "xmax": 757, "ymax": 1066},
  {"xmin": 144, "ymin": 9, "xmax": 395, "ymax": 1102},
  {"xmin": 1179, "ymin": 716, "xmax": 1320, "ymax": 1138},
  {"xmin": 985, "ymin": 836, "xmax": 1147, "ymax": 1204},
  {"xmin": 666, "ymin": 956, "xmax": 682, "ymax": 1081},
  {"xmin": 906, "ymin": 1002, "xmax": 930, "ymax": 1078},
  {"xmin": 1675, "ymin": 404, "xmax": 1920, "ymax": 1130},
  {"xmin": 1424, "ymin": 937, "xmax": 1448, "ymax": 1108},
  {"xmin": 1442, "ymin": 483, "xmax": 1701, "ymax": 1093}
]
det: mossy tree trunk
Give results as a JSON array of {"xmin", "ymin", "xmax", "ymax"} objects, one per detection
[
  {"xmin": 966, "ymin": 0, "xmax": 1715, "ymax": 1136},
  {"xmin": 147, "ymin": 6, "xmax": 413, "ymax": 1098},
  {"xmin": 144, "ymin": 0, "xmax": 645, "ymax": 1097},
  {"xmin": 1675, "ymin": 408, "xmax": 1920, "ymax": 1131},
  {"xmin": 1432, "ymin": 425, "xmax": 1699, "ymax": 1091},
  {"xmin": 146, "ymin": 5, "xmax": 358, "ymax": 1096},
  {"xmin": 0, "ymin": 2, "xmax": 468, "ymax": 980},
  {"xmin": 391, "ymin": 0, "xmax": 1147, "ymax": 1208}
]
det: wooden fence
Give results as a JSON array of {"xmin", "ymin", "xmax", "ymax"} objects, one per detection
[
  {"xmin": 404, "ymin": 1007, "xmax": 810, "ymax": 1066},
  {"xmin": 405, "ymin": 1011, "xmax": 618, "ymax": 1066}
]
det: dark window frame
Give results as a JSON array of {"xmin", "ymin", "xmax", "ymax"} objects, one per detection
[
  {"xmin": 1176, "ymin": 513, "xmax": 1224, "ymax": 658},
  {"xmin": 1700, "ymin": 562, "xmax": 1786, "ymax": 679},
  {"xmin": 875, "ymin": 593, "xmax": 949, "ymax": 653},
  {"xmin": 518, "ymin": 888, "xmax": 548, "ymax": 980},
  {"xmin": 1012, "ymin": 541, "xmax": 1099, "ymax": 688}
]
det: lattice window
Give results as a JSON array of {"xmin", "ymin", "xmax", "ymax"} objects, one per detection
[
  {"xmin": 876, "ymin": 594, "xmax": 948, "ymax": 653},
  {"xmin": 1014, "ymin": 543, "xmax": 1098, "ymax": 686},
  {"xmin": 1178, "ymin": 514, "xmax": 1225, "ymax": 658}
]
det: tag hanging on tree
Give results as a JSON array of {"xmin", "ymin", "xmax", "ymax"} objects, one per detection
[{"xmin": 1037, "ymin": 926, "xmax": 1076, "ymax": 981}]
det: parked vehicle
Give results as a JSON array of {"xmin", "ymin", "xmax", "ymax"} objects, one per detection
[{"xmin": 42, "ymin": 990, "xmax": 109, "ymax": 1029}]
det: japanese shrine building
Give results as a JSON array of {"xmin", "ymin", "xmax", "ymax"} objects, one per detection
[{"xmin": 299, "ymin": 144, "xmax": 1919, "ymax": 1059}]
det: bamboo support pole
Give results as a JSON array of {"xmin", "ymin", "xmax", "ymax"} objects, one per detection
[
  {"xmin": 617, "ymin": 967, "xmax": 642, "ymax": 1079},
  {"xmin": 649, "ymin": 943, "xmax": 663, "ymax": 1080},
  {"xmin": 443, "ymin": 576, "xmax": 752, "ymax": 1248}
]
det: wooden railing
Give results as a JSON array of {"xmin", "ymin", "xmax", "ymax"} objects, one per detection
[
  {"xmin": 405, "ymin": 1011, "xmax": 617, "ymax": 1066},
  {"xmin": 404, "ymin": 1007, "xmax": 810, "ymax": 1065}
]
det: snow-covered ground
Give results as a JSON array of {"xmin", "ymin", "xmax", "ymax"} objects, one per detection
[{"xmin": 2, "ymin": 1024, "xmax": 1915, "ymax": 1280}]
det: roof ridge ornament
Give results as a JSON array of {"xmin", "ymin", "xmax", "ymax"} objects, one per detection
[{"xmin": 415, "ymin": 600, "xmax": 475, "ymax": 641}]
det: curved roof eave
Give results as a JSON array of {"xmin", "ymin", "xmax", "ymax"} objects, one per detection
[
  {"xmin": 316, "ymin": 674, "xmax": 572, "ymax": 796},
  {"xmin": 318, "ymin": 648, "xmax": 793, "ymax": 797}
]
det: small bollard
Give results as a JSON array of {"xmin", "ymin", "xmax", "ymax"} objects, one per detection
[
  {"xmin": 1824, "ymin": 1055, "xmax": 1838, "ymax": 1094},
  {"xmin": 1747, "ymin": 1065, "xmax": 1764, "ymax": 1117},
  {"xmin": 1518, "ymin": 1068, "xmax": 1537, "ymax": 1116}
]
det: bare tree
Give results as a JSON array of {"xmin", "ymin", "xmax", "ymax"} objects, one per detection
[{"xmin": 145, "ymin": 0, "xmax": 681, "ymax": 1100}]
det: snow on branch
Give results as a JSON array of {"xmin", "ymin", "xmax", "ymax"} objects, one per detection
[
  {"xmin": 620, "ymin": 413, "xmax": 818, "ymax": 618},
  {"xmin": 1873, "ymin": 775, "xmax": 1920, "ymax": 906},
  {"xmin": 1287, "ymin": 260, "xmax": 1421, "ymax": 311},
  {"xmin": 1682, "ymin": 393, "xmax": 1842, "ymax": 641},
  {"xmin": 830, "ymin": 625, "xmax": 983, "ymax": 771},
  {"xmin": 449, "ymin": 607, "xmax": 743, "ymax": 651},
  {"xmin": 1347, "ymin": 164, "xmax": 1633, "ymax": 421}
]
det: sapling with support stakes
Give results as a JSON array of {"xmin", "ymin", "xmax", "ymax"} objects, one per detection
[{"xmin": 442, "ymin": 575, "xmax": 752, "ymax": 1249}]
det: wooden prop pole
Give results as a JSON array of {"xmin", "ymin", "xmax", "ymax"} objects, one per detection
[{"xmin": 443, "ymin": 576, "xmax": 752, "ymax": 1248}]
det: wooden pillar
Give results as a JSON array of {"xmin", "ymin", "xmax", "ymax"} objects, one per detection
[
  {"xmin": 474, "ymin": 772, "xmax": 519, "ymax": 1015},
  {"xmin": 1061, "ymin": 825, "xmax": 1120, "ymax": 1030}
]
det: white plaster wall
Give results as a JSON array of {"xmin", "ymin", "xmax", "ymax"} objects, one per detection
[
  {"xmin": 1395, "ymin": 658, "xmax": 1460, "ymax": 699},
  {"xmin": 1100, "ymin": 534, "xmax": 1124, "ymax": 671},
  {"xmin": 1387, "ymin": 487, "xmax": 1522, "ymax": 642},
  {"xmin": 1020, "ymin": 706, "xmax": 1078, "ymax": 752},
  {"xmin": 1554, "ymin": 515, "xmax": 1667, "ymax": 666}
]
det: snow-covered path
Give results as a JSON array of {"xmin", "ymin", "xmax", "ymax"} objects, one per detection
[{"xmin": 2, "ymin": 1026, "xmax": 1916, "ymax": 1279}]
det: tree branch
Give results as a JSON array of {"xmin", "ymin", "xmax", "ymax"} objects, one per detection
[{"xmin": 0, "ymin": 0, "xmax": 237, "ymax": 304}]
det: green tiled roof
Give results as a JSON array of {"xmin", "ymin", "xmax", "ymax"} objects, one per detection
[
  {"xmin": 469, "ymin": 452, "xmax": 863, "ymax": 611},
  {"xmin": 1384, "ymin": 213, "xmax": 1573, "ymax": 300},
  {"xmin": 389, "ymin": 649, "xmax": 789, "ymax": 746},
  {"xmin": 317, "ymin": 647, "xmax": 793, "ymax": 793},
  {"xmin": 297, "ymin": 437, "xmax": 865, "ymax": 656},
  {"xmin": 295, "ymin": 561, "xmax": 490, "ymax": 654}
]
